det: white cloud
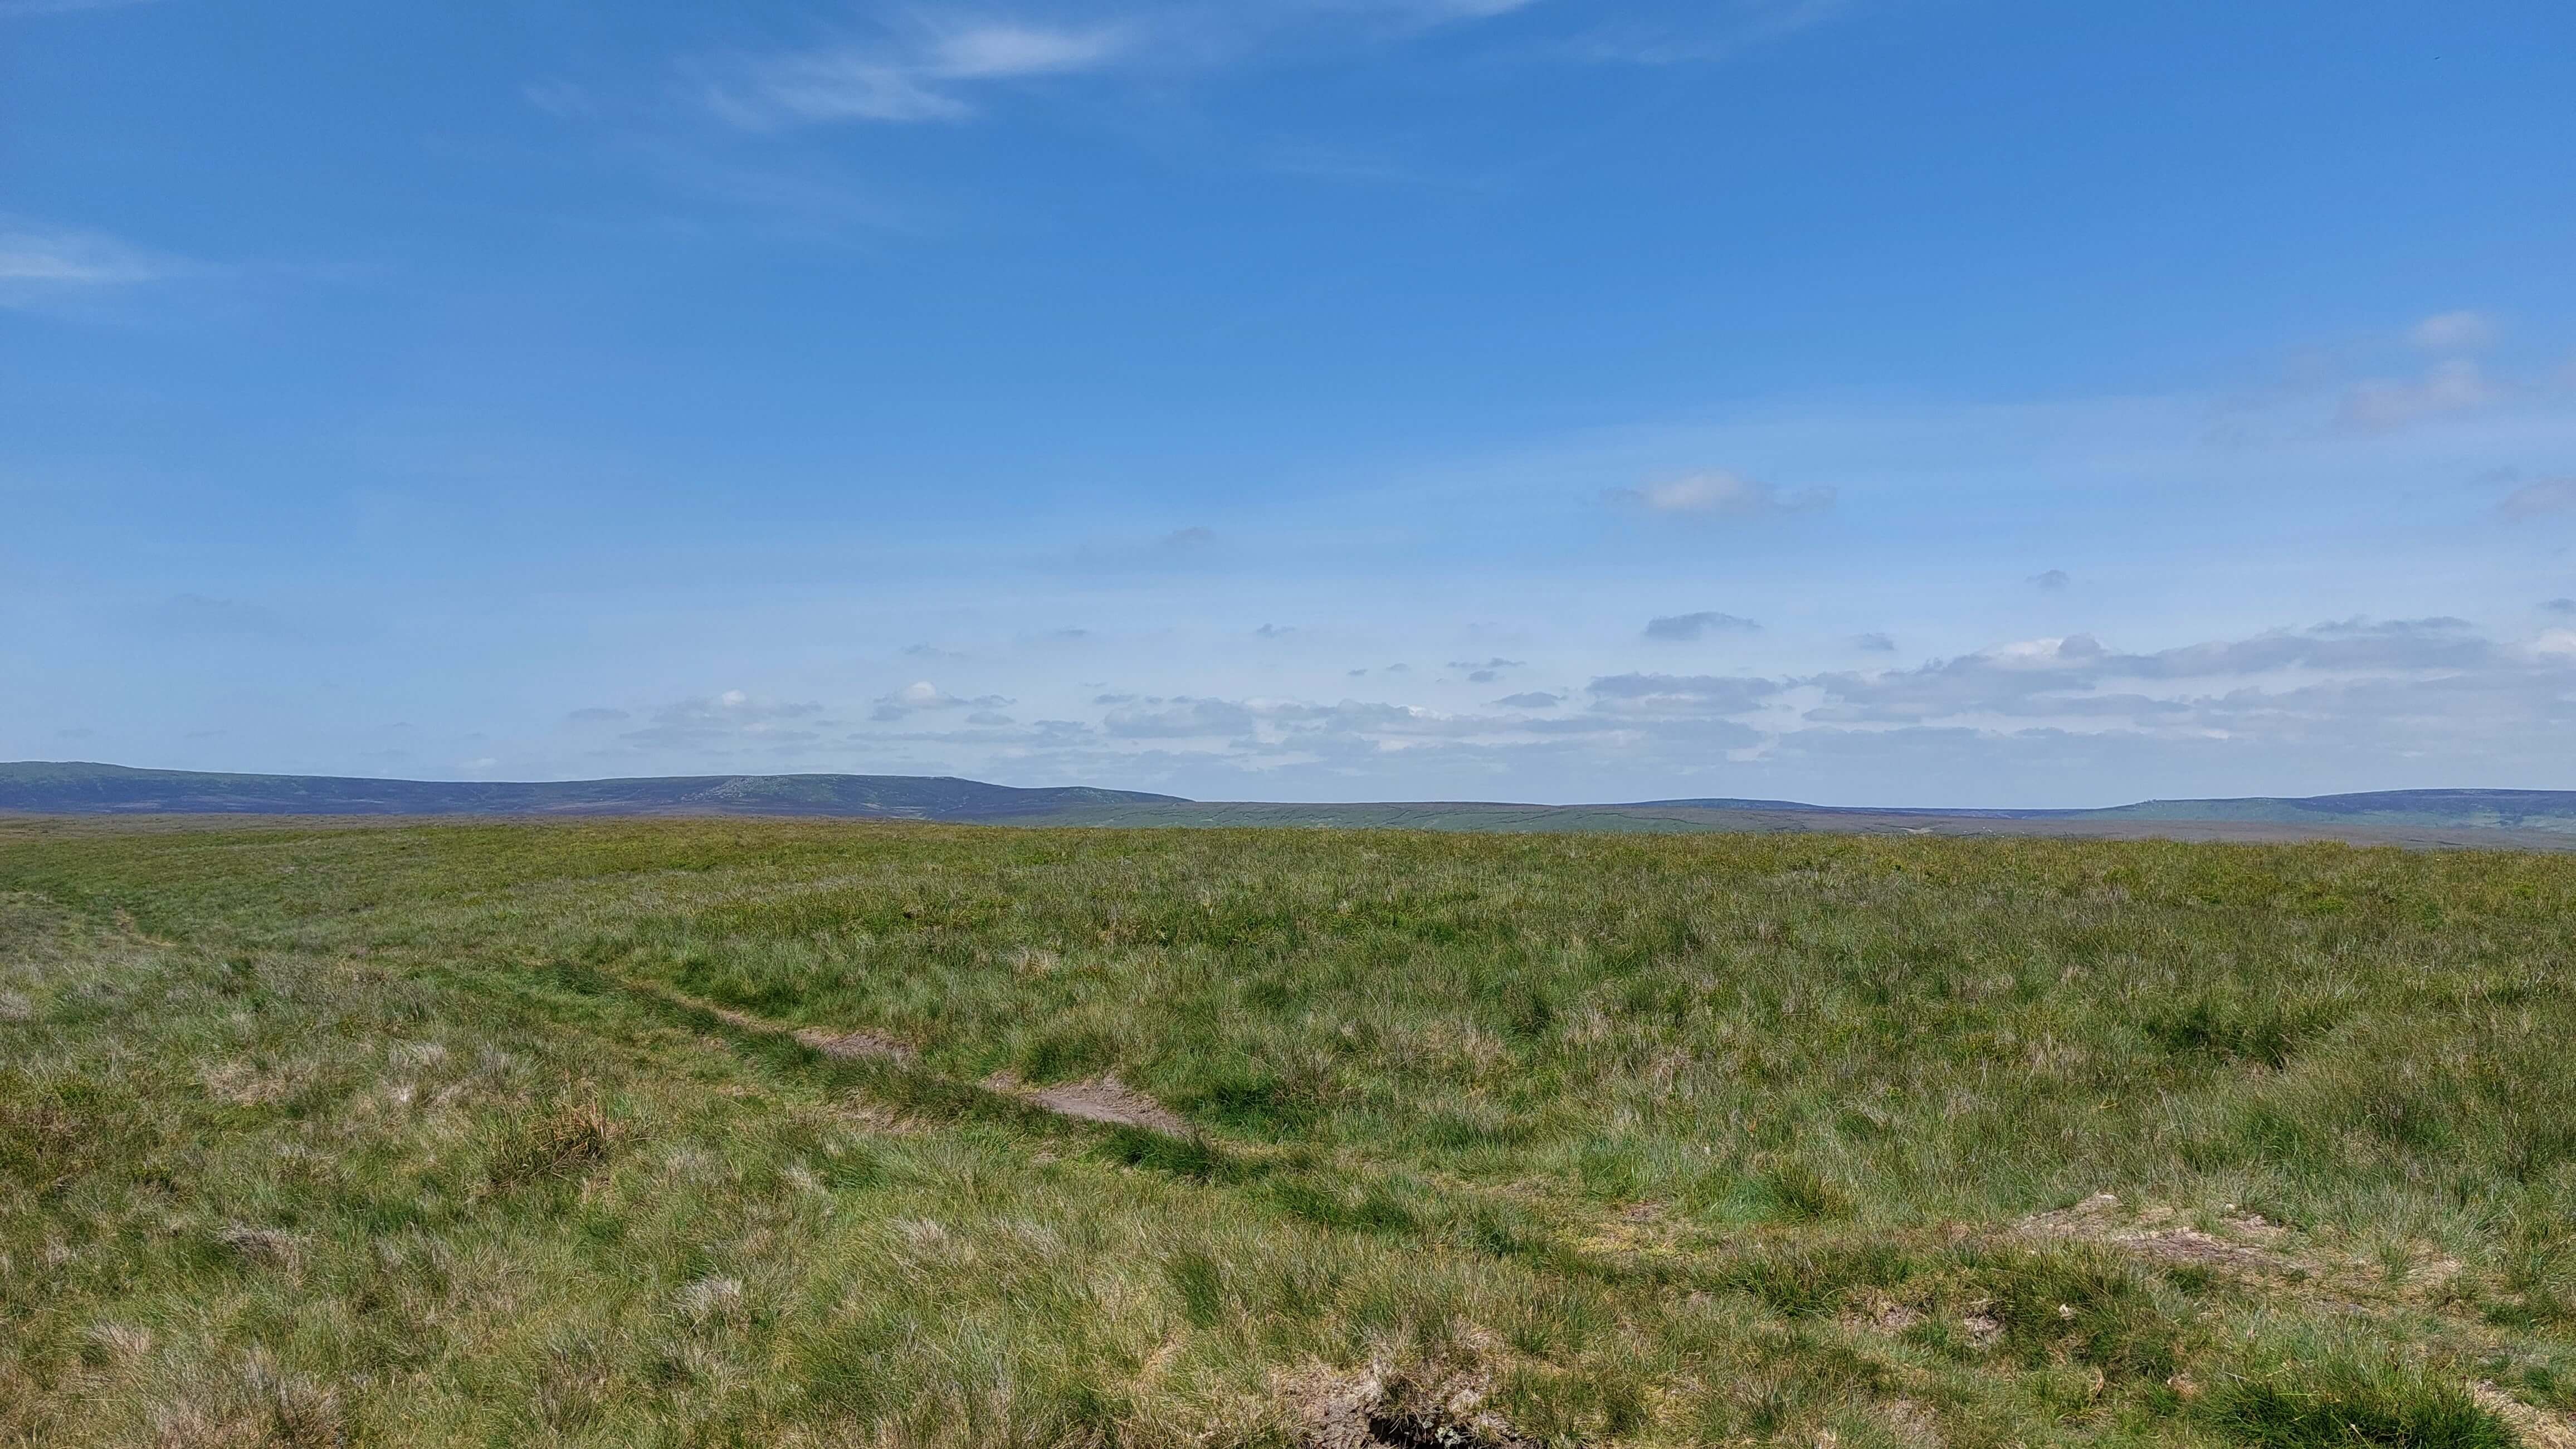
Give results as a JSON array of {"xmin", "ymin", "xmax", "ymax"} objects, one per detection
[
  {"xmin": 2410, "ymin": 310, "xmax": 2497, "ymax": 352},
  {"xmin": 545, "ymin": 611, "xmax": 2576, "ymax": 804},
  {"xmin": 1608, "ymin": 469, "xmax": 1832, "ymax": 519},
  {"xmin": 870, "ymin": 680, "xmax": 1014, "ymax": 721},
  {"xmin": 700, "ymin": 2, "xmax": 1600, "ymax": 132},
  {"xmin": 928, "ymin": 21, "xmax": 1128, "ymax": 79},
  {"xmin": 1587, "ymin": 672, "xmax": 1781, "ymax": 715},
  {"xmin": 707, "ymin": 17, "xmax": 1140, "ymax": 129},
  {"xmin": 1797, "ymin": 619, "xmax": 2523, "ymax": 729}
]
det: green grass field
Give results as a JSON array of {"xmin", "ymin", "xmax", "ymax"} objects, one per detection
[{"xmin": 4, "ymin": 817, "xmax": 2574, "ymax": 1447}]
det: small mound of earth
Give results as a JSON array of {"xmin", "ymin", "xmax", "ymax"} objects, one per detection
[
  {"xmin": 2118, "ymin": 1227, "xmax": 2295, "ymax": 1274},
  {"xmin": 1021, "ymin": 1075, "xmax": 1189, "ymax": 1135},
  {"xmin": 1278, "ymin": 1363, "xmax": 1530, "ymax": 1449},
  {"xmin": 2017, "ymin": 1192, "xmax": 2305, "ymax": 1277},
  {"xmin": 793, "ymin": 1027, "xmax": 916, "ymax": 1063}
]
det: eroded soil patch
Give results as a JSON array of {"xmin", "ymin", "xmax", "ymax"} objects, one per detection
[
  {"xmin": 1013, "ymin": 1074, "xmax": 1190, "ymax": 1135},
  {"xmin": 792, "ymin": 1026, "xmax": 915, "ymax": 1063},
  {"xmin": 2017, "ymin": 1193, "xmax": 2310, "ymax": 1277},
  {"xmin": 1278, "ymin": 1363, "xmax": 1533, "ymax": 1449}
]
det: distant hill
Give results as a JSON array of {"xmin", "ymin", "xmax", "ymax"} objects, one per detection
[
  {"xmin": 1629, "ymin": 789, "xmax": 2576, "ymax": 836},
  {"xmin": 0, "ymin": 762, "xmax": 1181, "ymax": 819},
  {"xmin": 2082, "ymin": 788, "xmax": 2576, "ymax": 834},
  {"xmin": 1621, "ymin": 797, "xmax": 2070, "ymax": 820},
  {"xmin": 6, "ymin": 763, "xmax": 2575, "ymax": 846}
]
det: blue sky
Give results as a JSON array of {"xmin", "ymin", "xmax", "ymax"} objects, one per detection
[{"xmin": 6, "ymin": 0, "xmax": 2575, "ymax": 806}]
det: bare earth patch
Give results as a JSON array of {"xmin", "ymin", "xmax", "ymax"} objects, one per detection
[
  {"xmin": 792, "ymin": 1026, "xmax": 915, "ymax": 1063},
  {"xmin": 1017, "ymin": 1075, "xmax": 1189, "ymax": 1135},
  {"xmin": 2017, "ymin": 1192, "xmax": 2309, "ymax": 1277},
  {"xmin": 1878, "ymin": 1395, "xmax": 1946, "ymax": 1448},
  {"xmin": 1275, "ymin": 1362, "xmax": 1531, "ymax": 1449},
  {"xmin": 2471, "ymin": 1382, "xmax": 2576, "ymax": 1449},
  {"xmin": 1842, "ymin": 1297, "xmax": 1923, "ymax": 1337}
]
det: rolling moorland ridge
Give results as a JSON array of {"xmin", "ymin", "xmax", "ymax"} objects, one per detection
[{"xmin": 7, "ymin": 762, "xmax": 2576, "ymax": 848}]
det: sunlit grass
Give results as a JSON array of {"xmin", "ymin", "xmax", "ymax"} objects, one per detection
[{"xmin": 3, "ymin": 817, "xmax": 2572, "ymax": 1446}]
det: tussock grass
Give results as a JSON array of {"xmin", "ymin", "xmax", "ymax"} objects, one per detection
[
  {"xmin": 3, "ymin": 817, "xmax": 2574, "ymax": 1445},
  {"xmin": 2207, "ymin": 1353, "xmax": 2519, "ymax": 1448}
]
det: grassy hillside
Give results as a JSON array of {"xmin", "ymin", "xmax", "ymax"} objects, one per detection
[{"xmin": 4, "ymin": 817, "xmax": 2574, "ymax": 1447}]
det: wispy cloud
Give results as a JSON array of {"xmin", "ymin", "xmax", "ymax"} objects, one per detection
[
  {"xmin": 547, "ymin": 606, "xmax": 2576, "ymax": 802},
  {"xmin": 1034, "ymin": 525, "xmax": 1223, "ymax": 575},
  {"xmin": 1643, "ymin": 611, "xmax": 1759, "ymax": 642},
  {"xmin": 2336, "ymin": 358, "xmax": 2496, "ymax": 433},
  {"xmin": 1797, "ymin": 619, "xmax": 2515, "ymax": 728},
  {"xmin": 698, "ymin": 1, "xmax": 1581, "ymax": 132},
  {"xmin": 704, "ymin": 17, "xmax": 1134, "ymax": 129},
  {"xmin": 0, "ymin": 221, "xmax": 184, "ymax": 305},
  {"xmin": 2411, "ymin": 309, "xmax": 2498, "ymax": 352},
  {"xmin": 2498, "ymin": 478, "xmax": 2576, "ymax": 520},
  {"xmin": 1562, "ymin": 0, "xmax": 1851, "ymax": 65},
  {"xmin": 930, "ymin": 21, "xmax": 1129, "ymax": 78},
  {"xmin": 0, "ymin": 0, "xmax": 159, "ymax": 16},
  {"xmin": 870, "ymin": 680, "xmax": 1013, "ymax": 722},
  {"xmin": 619, "ymin": 690, "xmax": 826, "ymax": 750},
  {"xmin": 1102, "ymin": 695, "xmax": 1260, "ymax": 739},
  {"xmin": 1607, "ymin": 469, "xmax": 1833, "ymax": 520},
  {"xmin": 1588, "ymin": 672, "xmax": 1782, "ymax": 715}
]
